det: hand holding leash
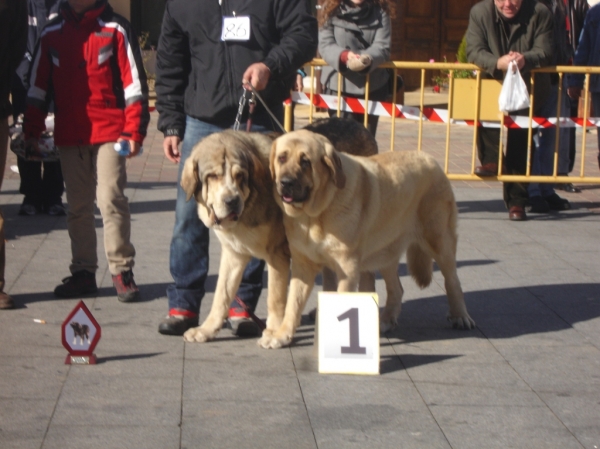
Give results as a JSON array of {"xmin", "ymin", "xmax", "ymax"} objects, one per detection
[{"xmin": 242, "ymin": 62, "xmax": 271, "ymax": 91}]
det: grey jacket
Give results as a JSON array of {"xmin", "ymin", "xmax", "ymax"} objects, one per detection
[
  {"xmin": 319, "ymin": 2, "xmax": 390, "ymax": 95},
  {"xmin": 466, "ymin": 0, "xmax": 553, "ymax": 110}
]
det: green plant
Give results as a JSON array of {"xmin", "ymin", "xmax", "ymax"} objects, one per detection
[{"xmin": 431, "ymin": 35, "xmax": 476, "ymax": 91}]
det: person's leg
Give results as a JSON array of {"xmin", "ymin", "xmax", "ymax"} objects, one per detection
[
  {"xmin": 96, "ymin": 142, "xmax": 139, "ymax": 302},
  {"xmin": 223, "ymin": 122, "xmax": 268, "ymax": 335},
  {"xmin": 159, "ymin": 117, "xmax": 222, "ymax": 335},
  {"xmin": 95, "ymin": 142, "xmax": 135, "ymax": 275},
  {"xmin": 41, "ymin": 160, "xmax": 65, "ymax": 213},
  {"xmin": 16, "ymin": 158, "xmax": 43, "ymax": 214},
  {"xmin": 530, "ymin": 85, "xmax": 557, "ymax": 201},
  {"xmin": 558, "ymin": 85, "xmax": 573, "ymax": 175},
  {"xmin": 59, "ymin": 146, "xmax": 98, "ymax": 274},
  {"xmin": 476, "ymin": 127, "xmax": 501, "ymax": 175},
  {"xmin": 592, "ymin": 92, "xmax": 600, "ymax": 157},
  {"xmin": 0, "ymin": 118, "xmax": 13, "ymax": 309},
  {"xmin": 503, "ymin": 127, "xmax": 529, "ymax": 218}
]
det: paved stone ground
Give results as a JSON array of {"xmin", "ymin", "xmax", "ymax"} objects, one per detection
[{"xmin": 0, "ymin": 110, "xmax": 599, "ymax": 449}]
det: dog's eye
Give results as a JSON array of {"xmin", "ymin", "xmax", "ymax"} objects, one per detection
[
  {"xmin": 278, "ymin": 155, "xmax": 287, "ymax": 164},
  {"xmin": 206, "ymin": 174, "xmax": 218, "ymax": 181},
  {"xmin": 300, "ymin": 158, "xmax": 311, "ymax": 170}
]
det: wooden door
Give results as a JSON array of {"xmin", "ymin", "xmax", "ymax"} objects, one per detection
[{"xmin": 392, "ymin": 0, "xmax": 478, "ymax": 90}]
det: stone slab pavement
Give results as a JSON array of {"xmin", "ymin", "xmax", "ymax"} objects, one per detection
[{"xmin": 0, "ymin": 110, "xmax": 599, "ymax": 449}]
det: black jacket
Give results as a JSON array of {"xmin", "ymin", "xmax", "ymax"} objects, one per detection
[
  {"xmin": 155, "ymin": 0, "xmax": 318, "ymax": 136},
  {"xmin": 0, "ymin": 0, "xmax": 28, "ymax": 119}
]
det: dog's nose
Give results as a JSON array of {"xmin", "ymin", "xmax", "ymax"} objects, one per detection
[
  {"xmin": 280, "ymin": 177, "xmax": 295, "ymax": 190},
  {"xmin": 224, "ymin": 196, "xmax": 240, "ymax": 210}
]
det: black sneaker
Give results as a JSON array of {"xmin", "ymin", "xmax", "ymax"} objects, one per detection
[
  {"xmin": 46, "ymin": 203, "xmax": 66, "ymax": 216},
  {"xmin": 227, "ymin": 308, "xmax": 262, "ymax": 337},
  {"xmin": 527, "ymin": 195, "xmax": 550, "ymax": 213},
  {"xmin": 158, "ymin": 312, "xmax": 199, "ymax": 336},
  {"xmin": 54, "ymin": 271, "xmax": 98, "ymax": 298},
  {"xmin": 543, "ymin": 193, "xmax": 570, "ymax": 211},
  {"xmin": 112, "ymin": 269, "xmax": 140, "ymax": 303},
  {"xmin": 18, "ymin": 203, "xmax": 38, "ymax": 216}
]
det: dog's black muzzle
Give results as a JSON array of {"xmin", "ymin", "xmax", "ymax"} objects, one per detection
[{"xmin": 279, "ymin": 176, "xmax": 309, "ymax": 204}]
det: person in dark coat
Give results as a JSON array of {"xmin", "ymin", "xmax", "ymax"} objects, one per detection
[
  {"xmin": 11, "ymin": 0, "xmax": 66, "ymax": 216},
  {"xmin": 155, "ymin": 0, "xmax": 318, "ymax": 336},
  {"xmin": 466, "ymin": 0, "xmax": 554, "ymax": 221},
  {"xmin": 0, "ymin": 0, "xmax": 28, "ymax": 309}
]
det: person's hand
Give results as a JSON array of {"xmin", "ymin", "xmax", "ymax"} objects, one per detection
[
  {"xmin": 497, "ymin": 52, "xmax": 525, "ymax": 72},
  {"xmin": 163, "ymin": 135, "xmax": 181, "ymax": 163},
  {"xmin": 346, "ymin": 53, "xmax": 372, "ymax": 72},
  {"xmin": 567, "ymin": 86, "xmax": 582, "ymax": 100},
  {"xmin": 127, "ymin": 140, "xmax": 141, "ymax": 158},
  {"xmin": 242, "ymin": 62, "xmax": 271, "ymax": 91},
  {"xmin": 294, "ymin": 73, "xmax": 303, "ymax": 92},
  {"xmin": 25, "ymin": 137, "xmax": 42, "ymax": 161}
]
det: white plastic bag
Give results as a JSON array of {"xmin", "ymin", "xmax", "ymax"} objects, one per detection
[{"xmin": 498, "ymin": 61, "xmax": 530, "ymax": 113}]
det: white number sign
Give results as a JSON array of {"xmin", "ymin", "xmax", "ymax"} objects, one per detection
[
  {"xmin": 318, "ymin": 292, "xmax": 380, "ymax": 375},
  {"xmin": 221, "ymin": 16, "xmax": 251, "ymax": 41}
]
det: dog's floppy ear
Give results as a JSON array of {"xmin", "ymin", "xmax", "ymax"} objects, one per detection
[
  {"xmin": 269, "ymin": 140, "xmax": 278, "ymax": 178},
  {"xmin": 181, "ymin": 155, "xmax": 201, "ymax": 202},
  {"xmin": 321, "ymin": 137, "xmax": 346, "ymax": 189}
]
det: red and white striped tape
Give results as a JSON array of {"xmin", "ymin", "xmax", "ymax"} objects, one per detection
[{"xmin": 291, "ymin": 92, "xmax": 600, "ymax": 129}]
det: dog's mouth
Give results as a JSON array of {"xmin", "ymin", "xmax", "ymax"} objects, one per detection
[
  {"xmin": 279, "ymin": 178, "xmax": 309, "ymax": 204},
  {"xmin": 281, "ymin": 190, "xmax": 309, "ymax": 205},
  {"xmin": 210, "ymin": 205, "xmax": 240, "ymax": 226}
]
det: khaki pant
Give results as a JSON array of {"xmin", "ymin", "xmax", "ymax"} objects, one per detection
[
  {"xmin": 59, "ymin": 143, "xmax": 135, "ymax": 275},
  {"xmin": 0, "ymin": 118, "xmax": 8, "ymax": 292}
]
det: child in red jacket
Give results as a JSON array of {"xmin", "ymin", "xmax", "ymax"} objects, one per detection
[{"xmin": 23, "ymin": 0, "xmax": 149, "ymax": 302}]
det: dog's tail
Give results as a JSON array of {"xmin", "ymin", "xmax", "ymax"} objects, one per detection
[{"xmin": 406, "ymin": 243, "xmax": 433, "ymax": 289}]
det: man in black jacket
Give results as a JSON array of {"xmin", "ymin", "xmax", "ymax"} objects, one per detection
[
  {"xmin": 156, "ymin": 0, "xmax": 318, "ymax": 336},
  {"xmin": 0, "ymin": 0, "xmax": 28, "ymax": 309},
  {"xmin": 11, "ymin": 0, "xmax": 66, "ymax": 217}
]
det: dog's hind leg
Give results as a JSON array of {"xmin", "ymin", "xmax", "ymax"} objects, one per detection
[
  {"xmin": 426, "ymin": 228, "xmax": 476, "ymax": 330},
  {"xmin": 379, "ymin": 262, "xmax": 404, "ymax": 333}
]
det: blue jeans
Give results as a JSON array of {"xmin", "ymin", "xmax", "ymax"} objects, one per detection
[
  {"xmin": 166, "ymin": 116, "xmax": 270, "ymax": 314},
  {"xmin": 529, "ymin": 82, "xmax": 570, "ymax": 198},
  {"xmin": 593, "ymin": 92, "xmax": 600, "ymax": 150}
]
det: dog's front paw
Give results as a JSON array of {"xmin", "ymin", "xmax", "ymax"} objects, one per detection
[
  {"xmin": 183, "ymin": 326, "xmax": 217, "ymax": 343},
  {"xmin": 379, "ymin": 311, "xmax": 398, "ymax": 334},
  {"xmin": 447, "ymin": 313, "xmax": 476, "ymax": 330},
  {"xmin": 257, "ymin": 331, "xmax": 292, "ymax": 349}
]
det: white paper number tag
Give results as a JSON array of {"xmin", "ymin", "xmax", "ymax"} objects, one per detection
[
  {"xmin": 221, "ymin": 16, "xmax": 251, "ymax": 41},
  {"xmin": 318, "ymin": 292, "xmax": 380, "ymax": 375}
]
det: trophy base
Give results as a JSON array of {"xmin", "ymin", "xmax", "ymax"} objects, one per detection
[{"xmin": 65, "ymin": 354, "xmax": 97, "ymax": 365}]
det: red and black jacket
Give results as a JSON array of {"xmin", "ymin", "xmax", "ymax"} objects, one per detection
[{"xmin": 24, "ymin": 0, "xmax": 149, "ymax": 146}]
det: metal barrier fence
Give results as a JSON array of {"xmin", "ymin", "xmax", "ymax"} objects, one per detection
[{"xmin": 284, "ymin": 59, "xmax": 600, "ymax": 185}]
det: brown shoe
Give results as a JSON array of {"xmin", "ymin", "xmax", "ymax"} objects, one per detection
[
  {"xmin": 509, "ymin": 206, "xmax": 527, "ymax": 221},
  {"xmin": 0, "ymin": 292, "xmax": 15, "ymax": 309},
  {"xmin": 474, "ymin": 163, "xmax": 499, "ymax": 177}
]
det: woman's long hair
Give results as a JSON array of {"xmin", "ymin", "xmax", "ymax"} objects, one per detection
[{"xmin": 319, "ymin": 0, "xmax": 397, "ymax": 27}]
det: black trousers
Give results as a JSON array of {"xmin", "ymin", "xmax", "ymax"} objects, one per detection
[
  {"xmin": 12, "ymin": 78, "xmax": 64, "ymax": 208},
  {"xmin": 16, "ymin": 157, "xmax": 64, "ymax": 208},
  {"xmin": 477, "ymin": 121, "xmax": 531, "ymax": 209}
]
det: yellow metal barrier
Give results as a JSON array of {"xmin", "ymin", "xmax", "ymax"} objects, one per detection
[{"xmin": 285, "ymin": 59, "xmax": 600, "ymax": 186}]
